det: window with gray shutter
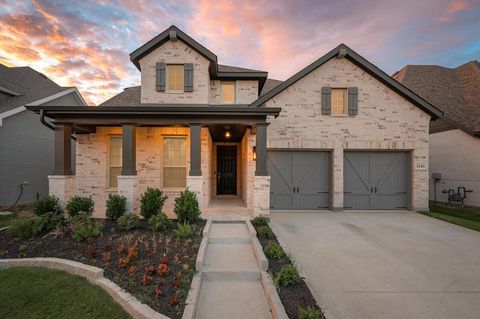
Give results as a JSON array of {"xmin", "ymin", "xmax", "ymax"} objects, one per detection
[
  {"xmin": 348, "ymin": 87, "xmax": 358, "ymax": 115},
  {"xmin": 156, "ymin": 62, "xmax": 166, "ymax": 92},
  {"xmin": 184, "ymin": 63, "xmax": 193, "ymax": 92},
  {"xmin": 321, "ymin": 87, "xmax": 331, "ymax": 115}
]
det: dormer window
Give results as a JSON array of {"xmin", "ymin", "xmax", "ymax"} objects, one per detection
[
  {"xmin": 221, "ymin": 81, "xmax": 236, "ymax": 104},
  {"xmin": 167, "ymin": 65, "xmax": 184, "ymax": 92}
]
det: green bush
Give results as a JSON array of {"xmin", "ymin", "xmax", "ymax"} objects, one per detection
[
  {"xmin": 257, "ymin": 225, "xmax": 273, "ymax": 238},
  {"xmin": 140, "ymin": 188, "xmax": 167, "ymax": 219},
  {"xmin": 274, "ymin": 264, "xmax": 301, "ymax": 287},
  {"xmin": 106, "ymin": 194, "xmax": 127, "ymax": 221},
  {"xmin": 117, "ymin": 214, "xmax": 140, "ymax": 231},
  {"xmin": 66, "ymin": 196, "xmax": 94, "ymax": 217},
  {"xmin": 251, "ymin": 216, "xmax": 268, "ymax": 227},
  {"xmin": 175, "ymin": 223, "xmax": 191, "ymax": 238},
  {"xmin": 174, "ymin": 188, "xmax": 200, "ymax": 224},
  {"xmin": 70, "ymin": 212, "xmax": 103, "ymax": 241},
  {"xmin": 148, "ymin": 212, "xmax": 170, "ymax": 232},
  {"xmin": 298, "ymin": 306, "xmax": 325, "ymax": 319},
  {"xmin": 9, "ymin": 212, "xmax": 61, "ymax": 238},
  {"xmin": 264, "ymin": 241, "xmax": 285, "ymax": 260},
  {"xmin": 33, "ymin": 195, "xmax": 62, "ymax": 216}
]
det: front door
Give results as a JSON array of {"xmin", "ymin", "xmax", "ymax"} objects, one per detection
[{"xmin": 217, "ymin": 146, "xmax": 237, "ymax": 195}]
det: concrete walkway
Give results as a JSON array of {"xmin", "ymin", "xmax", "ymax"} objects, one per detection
[
  {"xmin": 270, "ymin": 211, "xmax": 480, "ymax": 319},
  {"xmin": 195, "ymin": 221, "xmax": 272, "ymax": 319}
]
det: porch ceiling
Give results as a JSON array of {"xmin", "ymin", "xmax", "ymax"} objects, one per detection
[{"xmin": 208, "ymin": 124, "xmax": 246, "ymax": 142}]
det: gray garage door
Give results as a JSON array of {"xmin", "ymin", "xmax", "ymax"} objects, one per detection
[
  {"xmin": 344, "ymin": 152, "xmax": 408, "ymax": 209},
  {"xmin": 268, "ymin": 151, "xmax": 330, "ymax": 210}
]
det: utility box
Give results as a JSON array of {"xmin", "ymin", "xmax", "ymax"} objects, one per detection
[{"xmin": 432, "ymin": 173, "xmax": 442, "ymax": 181}]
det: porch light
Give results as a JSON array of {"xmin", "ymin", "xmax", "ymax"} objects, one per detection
[
  {"xmin": 253, "ymin": 146, "xmax": 256, "ymax": 160},
  {"xmin": 225, "ymin": 131, "xmax": 231, "ymax": 138}
]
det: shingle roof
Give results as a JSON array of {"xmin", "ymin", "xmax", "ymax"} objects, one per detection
[
  {"xmin": 217, "ymin": 64, "xmax": 265, "ymax": 73},
  {"xmin": 0, "ymin": 64, "xmax": 68, "ymax": 113},
  {"xmin": 395, "ymin": 61, "xmax": 480, "ymax": 136},
  {"xmin": 260, "ymin": 79, "xmax": 282, "ymax": 96}
]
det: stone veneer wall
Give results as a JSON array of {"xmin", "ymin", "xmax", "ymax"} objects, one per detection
[
  {"xmin": 429, "ymin": 129, "xmax": 480, "ymax": 207},
  {"xmin": 76, "ymin": 127, "xmax": 217, "ymax": 218},
  {"xmin": 209, "ymin": 80, "xmax": 259, "ymax": 104},
  {"xmin": 139, "ymin": 39, "xmax": 210, "ymax": 104},
  {"xmin": 265, "ymin": 57, "xmax": 430, "ymax": 211}
]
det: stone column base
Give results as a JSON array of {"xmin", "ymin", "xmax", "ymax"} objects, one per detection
[
  {"xmin": 254, "ymin": 176, "xmax": 270, "ymax": 217},
  {"xmin": 48, "ymin": 175, "xmax": 76, "ymax": 209},
  {"xmin": 117, "ymin": 176, "xmax": 137, "ymax": 214},
  {"xmin": 187, "ymin": 175, "xmax": 204, "ymax": 209}
]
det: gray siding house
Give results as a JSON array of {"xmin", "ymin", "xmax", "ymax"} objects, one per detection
[{"xmin": 0, "ymin": 63, "xmax": 86, "ymax": 207}]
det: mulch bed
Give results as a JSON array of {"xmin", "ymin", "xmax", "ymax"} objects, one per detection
[
  {"xmin": 0, "ymin": 219, "xmax": 206, "ymax": 319},
  {"xmin": 254, "ymin": 224, "xmax": 324, "ymax": 319}
]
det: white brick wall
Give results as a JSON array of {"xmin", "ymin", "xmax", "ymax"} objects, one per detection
[
  {"xmin": 48, "ymin": 175, "xmax": 75, "ymax": 209},
  {"xmin": 429, "ymin": 129, "xmax": 480, "ymax": 206},
  {"xmin": 209, "ymin": 80, "xmax": 259, "ymax": 104},
  {"xmin": 265, "ymin": 57, "xmax": 431, "ymax": 210}
]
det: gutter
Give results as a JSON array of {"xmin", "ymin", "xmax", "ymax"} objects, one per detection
[{"xmin": 40, "ymin": 109, "xmax": 76, "ymax": 141}]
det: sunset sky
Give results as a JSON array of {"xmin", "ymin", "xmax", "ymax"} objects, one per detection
[{"xmin": 0, "ymin": 0, "xmax": 479, "ymax": 105}]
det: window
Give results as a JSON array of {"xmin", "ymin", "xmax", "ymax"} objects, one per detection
[
  {"xmin": 163, "ymin": 137, "xmax": 187, "ymax": 188},
  {"xmin": 167, "ymin": 65, "xmax": 184, "ymax": 91},
  {"xmin": 331, "ymin": 88, "xmax": 347, "ymax": 114},
  {"xmin": 221, "ymin": 81, "xmax": 236, "ymax": 104},
  {"xmin": 109, "ymin": 136, "xmax": 122, "ymax": 188}
]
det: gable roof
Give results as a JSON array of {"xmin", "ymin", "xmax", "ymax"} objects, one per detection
[
  {"xmin": 129, "ymin": 25, "xmax": 268, "ymax": 93},
  {"xmin": 395, "ymin": 61, "xmax": 480, "ymax": 136},
  {"xmin": 249, "ymin": 44, "xmax": 443, "ymax": 119},
  {"xmin": 260, "ymin": 79, "xmax": 282, "ymax": 96}
]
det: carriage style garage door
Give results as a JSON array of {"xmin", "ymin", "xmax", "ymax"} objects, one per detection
[
  {"xmin": 267, "ymin": 151, "xmax": 330, "ymax": 210},
  {"xmin": 344, "ymin": 152, "xmax": 409, "ymax": 210}
]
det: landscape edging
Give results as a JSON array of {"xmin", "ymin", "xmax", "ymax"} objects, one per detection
[{"xmin": 0, "ymin": 258, "xmax": 170, "ymax": 319}]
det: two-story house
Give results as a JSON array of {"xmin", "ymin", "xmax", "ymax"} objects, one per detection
[{"xmin": 27, "ymin": 25, "xmax": 443, "ymax": 218}]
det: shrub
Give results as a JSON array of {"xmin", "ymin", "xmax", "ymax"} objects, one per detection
[
  {"xmin": 148, "ymin": 212, "xmax": 170, "ymax": 232},
  {"xmin": 66, "ymin": 196, "xmax": 94, "ymax": 217},
  {"xmin": 117, "ymin": 214, "xmax": 140, "ymax": 231},
  {"xmin": 33, "ymin": 195, "xmax": 62, "ymax": 216},
  {"xmin": 106, "ymin": 194, "xmax": 127, "ymax": 221},
  {"xmin": 9, "ymin": 212, "xmax": 61, "ymax": 238},
  {"xmin": 251, "ymin": 216, "xmax": 268, "ymax": 227},
  {"xmin": 264, "ymin": 241, "xmax": 285, "ymax": 260},
  {"xmin": 274, "ymin": 264, "xmax": 301, "ymax": 287},
  {"xmin": 174, "ymin": 188, "xmax": 200, "ymax": 224},
  {"xmin": 70, "ymin": 212, "xmax": 103, "ymax": 241},
  {"xmin": 257, "ymin": 225, "xmax": 273, "ymax": 238},
  {"xmin": 298, "ymin": 306, "xmax": 325, "ymax": 319},
  {"xmin": 175, "ymin": 223, "xmax": 191, "ymax": 238},
  {"xmin": 140, "ymin": 188, "xmax": 167, "ymax": 219}
]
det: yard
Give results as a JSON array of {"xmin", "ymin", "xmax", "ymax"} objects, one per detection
[
  {"xmin": 421, "ymin": 202, "xmax": 480, "ymax": 232},
  {"xmin": 0, "ymin": 267, "xmax": 130, "ymax": 319}
]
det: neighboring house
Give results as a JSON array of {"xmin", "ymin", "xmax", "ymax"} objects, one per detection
[
  {"xmin": 395, "ymin": 61, "xmax": 480, "ymax": 207},
  {"xmin": 0, "ymin": 63, "xmax": 86, "ymax": 207},
  {"xmin": 26, "ymin": 25, "xmax": 442, "ymax": 218}
]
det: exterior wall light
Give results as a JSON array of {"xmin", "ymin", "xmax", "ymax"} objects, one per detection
[
  {"xmin": 225, "ymin": 131, "xmax": 231, "ymax": 138},
  {"xmin": 253, "ymin": 146, "xmax": 256, "ymax": 160}
]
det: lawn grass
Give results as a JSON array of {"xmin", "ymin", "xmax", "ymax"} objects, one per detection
[
  {"xmin": 421, "ymin": 203, "xmax": 480, "ymax": 232},
  {"xmin": 0, "ymin": 267, "xmax": 131, "ymax": 319}
]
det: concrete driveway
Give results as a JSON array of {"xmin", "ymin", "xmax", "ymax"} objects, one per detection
[{"xmin": 270, "ymin": 212, "xmax": 480, "ymax": 319}]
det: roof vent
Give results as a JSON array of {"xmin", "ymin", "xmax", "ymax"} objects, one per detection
[
  {"xmin": 169, "ymin": 31, "xmax": 177, "ymax": 42},
  {"xmin": 337, "ymin": 48, "xmax": 347, "ymax": 59}
]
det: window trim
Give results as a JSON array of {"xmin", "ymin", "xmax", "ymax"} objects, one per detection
[
  {"xmin": 330, "ymin": 88, "xmax": 348, "ymax": 116},
  {"xmin": 166, "ymin": 64, "xmax": 185, "ymax": 92},
  {"xmin": 107, "ymin": 135, "xmax": 122, "ymax": 190},
  {"xmin": 162, "ymin": 135, "xmax": 187, "ymax": 189},
  {"xmin": 220, "ymin": 81, "xmax": 236, "ymax": 104}
]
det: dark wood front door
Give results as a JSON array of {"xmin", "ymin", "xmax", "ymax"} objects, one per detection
[{"xmin": 217, "ymin": 146, "xmax": 237, "ymax": 195}]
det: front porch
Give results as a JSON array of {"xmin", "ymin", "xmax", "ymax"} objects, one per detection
[{"xmin": 30, "ymin": 105, "xmax": 280, "ymax": 218}]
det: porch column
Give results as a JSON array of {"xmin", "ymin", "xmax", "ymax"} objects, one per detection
[
  {"xmin": 189, "ymin": 123, "xmax": 202, "ymax": 176},
  {"xmin": 118, "ymin": 124, "xmax": 137, "ymax": 214},
  {"xmin": 255, "ymin": 123, "xmax": 268, "ymax": 176},
  {"xmin": 49, "ymin": 122, "xmax": 75, "ymax": 209},
  {"xmin": 121, "ymin": 124, "xmax": 137, "ymax": 175}
]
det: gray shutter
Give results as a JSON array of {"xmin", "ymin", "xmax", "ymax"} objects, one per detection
[
  {"xmin": 321, "ymin": 87, "xmax": 331, "ymax": 115},
  {"xmin": 156, "ymin": 62, "xmax": 166, "ymax": 92},
  {"xmin": 184, "ymin": 63, "xmax": 193, "ymax": 92},
  {"xmin": 348, "ymin": 87, "xmax": 358, "ymax": 115}
]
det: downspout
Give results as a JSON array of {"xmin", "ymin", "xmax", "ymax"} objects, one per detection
[{"xmin": 40, "ymin": 109, "xmax": 76, "ymax": 141}]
